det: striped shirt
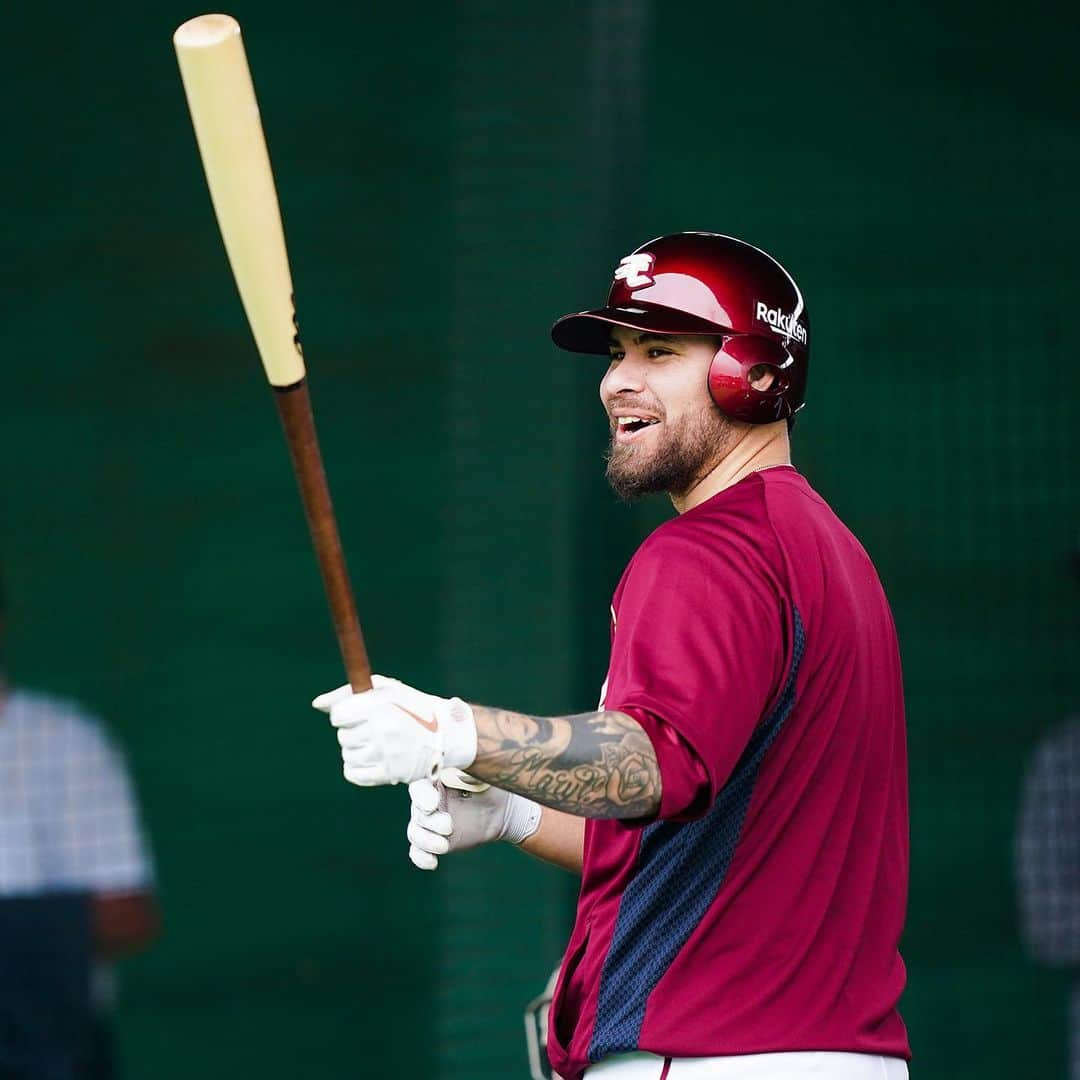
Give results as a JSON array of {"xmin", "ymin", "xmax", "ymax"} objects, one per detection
[{"xmin": 0, "ymin": 688, "xmax": 153, "ymax": 898}]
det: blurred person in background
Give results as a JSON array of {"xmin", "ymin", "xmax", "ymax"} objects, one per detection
[
  {"xmin": 313, "ymin": 233, "xmax": 910, "ymax": 1080},
  {"xmin": 0, "ymin": 567, "xmax": 159, "ymax": 1079},
  {"xmin": 1014, "ymin": 539, "xmax": 1080, "ymax": 1080}
]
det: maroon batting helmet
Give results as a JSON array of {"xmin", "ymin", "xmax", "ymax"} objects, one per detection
[{"xmin": 551, "ymin": 232, "xmax": 809, "ymax": 424}]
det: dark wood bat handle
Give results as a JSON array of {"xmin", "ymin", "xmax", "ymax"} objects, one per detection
[{"xmin": 273, "ymin": 379, "xmax": 372, "ymax": 692}]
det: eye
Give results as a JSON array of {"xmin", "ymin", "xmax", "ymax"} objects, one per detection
[
  {"xmin": 607, "ymin": 350, "xmax": 625, "ymax": 364},
  {"xmin": 647, "ymin": 347, "xmax": 673, "ymax": 359}
]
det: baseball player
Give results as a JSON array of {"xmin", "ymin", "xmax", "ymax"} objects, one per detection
[{"xmin": 313, "ymin": 233, "xmax": 910, "ymax": 1079}]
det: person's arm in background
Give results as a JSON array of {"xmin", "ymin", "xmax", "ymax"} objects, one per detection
[
  {"xmin": 55, "ymin": 708, "xmax": 162, "ymax": 958},
  {"xmin": 92, "ymin": 892, "xmax": 161, "ymax": 957}
]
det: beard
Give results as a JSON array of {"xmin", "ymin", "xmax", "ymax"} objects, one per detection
[{"xmin": 605, "ymin": 403, "xmax": 737, "ymax": 501}]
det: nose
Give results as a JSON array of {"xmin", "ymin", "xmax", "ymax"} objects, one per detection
[{"xmin": 599, "ymin": 353, "xmax": 647, "ymax": 404}]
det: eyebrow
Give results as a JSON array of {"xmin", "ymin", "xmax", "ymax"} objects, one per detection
[{"xmin": 607, "ymin": 332, "xmax": 680, "ymax": 349}]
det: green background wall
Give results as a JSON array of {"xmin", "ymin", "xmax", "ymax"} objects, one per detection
[{"xmin": 2, "ymin": 1, "xmax": 1076, "ymax": 1076}]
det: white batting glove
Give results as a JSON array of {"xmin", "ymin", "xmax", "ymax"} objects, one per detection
[
  {"xmin": 312, "ymin": 675, "xmax": 477, "ymax": 787},
  {"xmin": 406, "ymin": 769, "xmax": 542, "ymax": 871}
]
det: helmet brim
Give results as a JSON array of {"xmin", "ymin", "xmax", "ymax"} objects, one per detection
[{"xmin": 550, "ymin": 304, "xmax": 731, "ymax": 355}]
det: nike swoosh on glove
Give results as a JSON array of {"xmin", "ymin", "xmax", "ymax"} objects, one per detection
[{"xmin": 312, "ymin": 675, "xmax": 477, "ymax": 786}]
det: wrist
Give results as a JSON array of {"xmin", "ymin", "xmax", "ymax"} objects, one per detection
[
  {"xmin": 441, "ymin": 697, "xmax": 478, "ymax": 770},
  {"xmin": 500, "ymin": 794, "xmax": 542, "ymax": 845}
]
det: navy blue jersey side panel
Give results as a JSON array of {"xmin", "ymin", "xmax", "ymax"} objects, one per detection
[{"xmin": 588, "ymin": 609, "xmax": 806, "ymax": 1063}]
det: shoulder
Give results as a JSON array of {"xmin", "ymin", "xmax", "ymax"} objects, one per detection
[
  {"xmin": 629, "ymin": 477, "xmax": 789, "ymax": 580},
  {"xmin": 643, "ymin": 491, "xmax": 769, "ymax": 556},
  {"xmin": 6, "ymin": 688, "xmax": 114, "ymax": 750},
  {"xmin": 618, "ymin": 521, "xmax": 719, "ymax": 601},
  {"xmin": 1026, "ymin": 717, "xmax": 1080, "ymax": 780},
  {"xmin": 616, "ymin": 499, "xmax": 788, "ymax": 625},
  {"xmin": 756, "ymin": 468, "xmax": 863, "ymax": 543}
]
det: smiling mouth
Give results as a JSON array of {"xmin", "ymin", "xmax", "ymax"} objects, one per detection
[{"xmin": 613, "ymin": 415, "xmax": 661, "ymax": 442}]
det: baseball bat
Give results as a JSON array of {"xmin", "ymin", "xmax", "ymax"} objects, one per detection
[{"xmin": 173, "ymin": 13, "xmax": 371, "ymax": 693}]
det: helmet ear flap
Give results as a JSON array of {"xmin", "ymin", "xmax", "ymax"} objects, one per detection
[{"xmin": 708, "ymin": 335, "xmax": 797, "ymax": 424}]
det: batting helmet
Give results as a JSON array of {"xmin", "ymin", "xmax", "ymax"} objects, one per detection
[{"xmin": 551, "ymin": 232, "xmax": 809, "ymax": 424}]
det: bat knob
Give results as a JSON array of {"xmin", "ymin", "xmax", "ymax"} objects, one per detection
[{"xmin": 439, "ymin": 768, "xmax": 491, "ymax": 794}]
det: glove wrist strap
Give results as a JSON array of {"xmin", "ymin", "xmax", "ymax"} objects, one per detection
[
  {"xmin": 501, "ymin": 794, "xmax": 542, "ymax": 845},
  {"xmin": 442, "ymin": 697, "xmax": 478, "ymax": 770}
]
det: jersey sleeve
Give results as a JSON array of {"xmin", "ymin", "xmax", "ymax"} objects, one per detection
[
  {"xmin": 604, "ymin": 527, "xmax": 788, "ymax": 820},
  {"xmin": 45, "ymin": 712, "xmax": 156, "ymax": 894}
]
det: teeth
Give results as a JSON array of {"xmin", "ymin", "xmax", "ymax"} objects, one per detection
[{"xmin": 617, "ymin": 416, "xmax": 654, "ymax": 426}]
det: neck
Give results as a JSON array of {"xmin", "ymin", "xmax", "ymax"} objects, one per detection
[{"xmin": 671, "ymin": 421, "xmax": 791, "ymax": 513}]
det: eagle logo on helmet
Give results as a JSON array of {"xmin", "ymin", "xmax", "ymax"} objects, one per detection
[{"xmin": 613, "ymin": 253, "xmax": 655, "ymax": 289}]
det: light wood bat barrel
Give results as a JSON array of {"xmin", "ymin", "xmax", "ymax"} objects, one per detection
[{"xmin": 174, "ymin": 14, "xmax": 305, "ymax": 387}]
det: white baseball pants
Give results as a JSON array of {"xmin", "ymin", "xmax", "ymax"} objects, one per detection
[{"xmin": 583, "ymin": 1051, "xmax": 909, "ymax": 1079}]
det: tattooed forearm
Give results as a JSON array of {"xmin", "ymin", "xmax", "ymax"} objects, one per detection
[{"xmin": 467, "ymin": 707, "xmax": 661, "ymax": 819}]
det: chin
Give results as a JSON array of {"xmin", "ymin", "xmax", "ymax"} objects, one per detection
[
  {"xmin": 606, "ymin": 449, "xmax": 677, "ymax": 501},
  {"xmin": 605, "ymin": 421, "xmax": 726, "ymax": 502}
]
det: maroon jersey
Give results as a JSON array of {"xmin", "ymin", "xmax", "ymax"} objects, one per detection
[{"xmin": 546, "ymin": 467, "xmax": 909, "ymax": 1080}]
